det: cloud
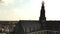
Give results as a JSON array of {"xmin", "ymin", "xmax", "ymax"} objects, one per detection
[{"xmin": 0, "ymin": 0, "xmax": 15, "ymax": 6}]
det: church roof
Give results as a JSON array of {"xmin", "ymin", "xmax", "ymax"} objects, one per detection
[
  {"xmin": 20, "ymin": 20, "xmax": 60, "ymax": 31},
  {"xmin": 20, "ymin": 20, "xmax": 40, "ymax": 32}
]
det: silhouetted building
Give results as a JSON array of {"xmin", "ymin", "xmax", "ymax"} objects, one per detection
[
  {"xmin": 12, "ymin": 1, "xmax": 60, "ymax": 34},
  {"xmin": 1, "ymin": 1, "xmax": 60, "ymax": 34}
]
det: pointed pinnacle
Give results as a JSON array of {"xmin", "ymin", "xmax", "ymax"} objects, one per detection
[{"xmin": 42, "ymin": 1, "xmax": 44, "ymax": 5}]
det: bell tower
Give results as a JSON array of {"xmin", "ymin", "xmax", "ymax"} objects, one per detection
[
  {"xmin": 39, "ymin": 1, "xmax": 46, "ymax": 22},
  {"xmin": 39, "ymin": 1, "xmax": 46, "ymax": 29}
]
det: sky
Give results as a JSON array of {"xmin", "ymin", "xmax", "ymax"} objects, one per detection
[{"xmin": 0, "ymin": 0, "xmax": 60, "ymax": 21}]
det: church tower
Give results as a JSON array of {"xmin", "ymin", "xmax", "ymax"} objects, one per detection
[
  {"xmin": 39, "ymin": 1, "xmax": 46, "ymax": 22},
  {"xmin": 39, "ymin": 1, "xmax": 46, "ymax": 29}
]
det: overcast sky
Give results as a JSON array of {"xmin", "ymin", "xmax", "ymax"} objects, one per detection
[{"xmin": 0, "ymin": 0, "xmax": 60, "ymax": 21}]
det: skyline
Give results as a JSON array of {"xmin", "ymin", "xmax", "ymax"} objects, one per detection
[{"xmin": 0, "ymin": 0, "xmax": 60, "ymax": 21}]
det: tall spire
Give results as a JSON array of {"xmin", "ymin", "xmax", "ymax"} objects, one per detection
[
  {"xmin": 39, "ymin": 1, "xmax": 46, "ymax": 29},
  {"xmin": 41, "ymin": 1, "xmax": 45, "ymax": 17},
  {"xmin": 39, "ymin": 1, "xmax": 46, "ymax": 22}
]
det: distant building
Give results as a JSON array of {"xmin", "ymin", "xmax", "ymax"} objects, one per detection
[
  {"xmin": 0, "ymin": 21, "xmax": 18, "ymax": 34},
  {"xmin": 10, "ymin": 1, "xmax": 60, "ymax": 34}
]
